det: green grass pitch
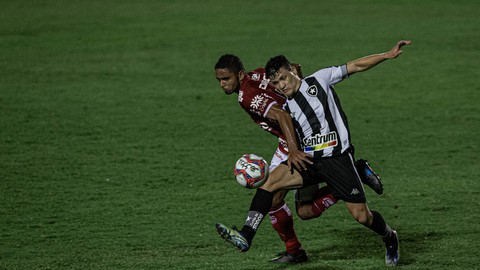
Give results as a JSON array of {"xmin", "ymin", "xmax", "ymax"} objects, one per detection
[{"xmin": 1, "ymin": 0, "xmax": 479, "ymax": 269}]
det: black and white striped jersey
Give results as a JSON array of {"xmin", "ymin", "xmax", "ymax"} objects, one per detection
[{"xmin": 284, "ymin": 65, "xmax": 351, "ymax": 159}]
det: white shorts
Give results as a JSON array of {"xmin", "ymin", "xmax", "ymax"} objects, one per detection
[
  {"xmin": 269, "ymin": 147, "xmax": 288, "ymax": 172},
  {"xmin": 269, "ymin": 146, "xmax": 320, "ymax": 202}
]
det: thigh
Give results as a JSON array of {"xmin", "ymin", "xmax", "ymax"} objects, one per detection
[{"xmin": 261, "ymin": 163, "xmax": 303, "ymax": 192}]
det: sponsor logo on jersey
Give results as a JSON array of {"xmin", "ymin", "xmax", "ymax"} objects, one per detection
[
  {"xmin": 238, "ymin": 90, "xmax": 244, "ymax": 102},
  {"xmin": 250, "ymin": 93, "xmax": 272, "ymax": 115},
  {"xmin": 307, "ymin": 85, "xmax": 318, "ymax": 96},
  {"xmin": 303, "ymin": 131, "xmax": 338, "ymax": 151},
  {"xmin": 250, "ymin": 94, "xmax": 265, "ymax": 109}
]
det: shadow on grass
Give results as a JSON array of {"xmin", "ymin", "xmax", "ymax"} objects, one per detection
[
  {"xmin": 303, "ymin": 227, "xmax": 443, "ymax": 267},
  {"xmin": 271, "ymin": 264, "xmax": 345, "ymax": 270}
]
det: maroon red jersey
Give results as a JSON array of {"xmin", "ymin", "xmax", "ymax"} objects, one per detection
[{"xmin": 238, "ymin": 68, "xmax": 289, "ymax": 154}]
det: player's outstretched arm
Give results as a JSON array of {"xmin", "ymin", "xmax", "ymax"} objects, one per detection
[{"xmin": 346, "ymin": 40, "xmax": 412, "ymax": 75}]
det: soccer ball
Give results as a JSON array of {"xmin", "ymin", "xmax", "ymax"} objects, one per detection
[{"xmin": 234, "ymin": 154, "xmax": 269, "ymax": 189}]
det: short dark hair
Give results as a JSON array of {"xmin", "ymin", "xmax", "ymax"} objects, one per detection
[
  {"xmin": 215, "ymin": 54, "xmax": 245, "ymax": 74},
  {"xmin": 265, "ymin": 55, "xmax": 292, "ymax": 79}
]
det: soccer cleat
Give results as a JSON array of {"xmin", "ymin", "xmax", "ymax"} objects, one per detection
[
  {"xmin": 355, "ymin": 159, "xmax": 384, "ymax": 195},
  {"xmin": 215, "ymin": 222, "xmax": 250, "ymax": 252},
  {"xmin": 385, "ymin": 230, "xmax": 400, "ymax": 267},
  {"xmin": 269, "ymin": 250, "xmax": 308, "ymax": 263}
]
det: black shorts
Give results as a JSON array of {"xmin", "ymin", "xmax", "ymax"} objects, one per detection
[
  {"xmin": 298, "ymin": 151, "xmax": 366, "ymax": 203},
  {"xmin": 294, "ymin": 183, "xmax": 321, "ymax": 202}
]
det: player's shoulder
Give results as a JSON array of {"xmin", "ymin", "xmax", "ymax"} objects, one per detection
[
  {"xmin": 240, "ymin": 81, "xmax": 265, "ymax": 99},
  {"xmin": 305, "ymin": 65, "xmax": 347, "ymax": 82},
  {"xmin": 242, "ymin": 68, "xmax": 269, "ymax": 91},
  {"xmin": 239, "ymin": 83, "xmax": 283, "ymax": 106},
  {"xmin": 309, "ymin": 65, "xmax": 336, "ymax": 76},
  {"xmin": 241, "ymin": 67, "xmax": 285, "ymax": 101},
  {"xmin": 247, "ymin": 67, "xmax": 266, "ymax": 81}
]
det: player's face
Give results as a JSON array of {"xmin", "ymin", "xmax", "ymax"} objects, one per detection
[
  {"xmin": 215, "ymin": 68, "xmax": 244, "ymax": 95},
  {"xmin": 269, "ymin": 67, "xmax": 301, "ymax": 98}
]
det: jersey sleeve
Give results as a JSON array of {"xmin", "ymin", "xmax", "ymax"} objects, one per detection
[{"xmin": 312, "ymin": 65, "xmax": 348, "ymax": 85}]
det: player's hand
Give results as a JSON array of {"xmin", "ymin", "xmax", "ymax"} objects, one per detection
[
  {"xmin": 287, "ymin": 149, "xmax": 313, "ymax": 172},
  {"xmin": 386, "ymin": 40, "xmax": 412, "ymax": 59}
]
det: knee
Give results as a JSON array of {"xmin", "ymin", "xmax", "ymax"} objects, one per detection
[{"xmin": 351, "ymin": 209, "xmax": 372, "ymax": 225}]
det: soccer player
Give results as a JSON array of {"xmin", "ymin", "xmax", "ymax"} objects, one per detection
[
  {"xmin": 215, "ymin": 40, "xmax": 412, "ymax": 267},
  {"xmin": 214, "ymin": 55, "xmax": 384, "ymax": 263}
]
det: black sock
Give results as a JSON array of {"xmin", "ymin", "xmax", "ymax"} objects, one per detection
[
  {"xmin": 367, "ymin": 210, "xmax": 393, "ymax": 239},
  {"xmin": 241, "ymin": 188, "xmax": 274, "ymax": 243}
]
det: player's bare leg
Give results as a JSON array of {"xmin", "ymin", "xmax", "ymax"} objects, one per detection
[
  {"xmin": 216, "ymin": 164, "xmax": 303, "ymax": 252},
  {"xmin": 345, "ymin": 202, "xmax": 399, "ymax": 266},
  {"xmin": 261, "ymin": 164, "xmax": 303, "ymax": 192}
]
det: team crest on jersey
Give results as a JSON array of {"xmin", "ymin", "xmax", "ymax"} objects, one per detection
[
  {"xmin": 307, "ymin": 85, "xmax": 318, "ymax": 97},
  {"xmin": 252, "ymin": 74, "xmax": 260, "ymax": 81}
]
